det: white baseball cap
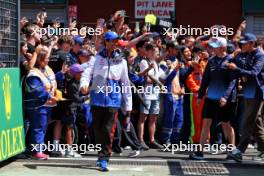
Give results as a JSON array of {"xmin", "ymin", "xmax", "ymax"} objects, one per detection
[{"xmin": 208, "ymin": 37, "xmax": 227, "ymax": 48}]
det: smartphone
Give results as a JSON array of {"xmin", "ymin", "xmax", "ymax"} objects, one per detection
[
  {"xmin": 55, "ymin": 17, "xmax": 60, "ymax": 24},
  {"xmin": 97, "ymin": 18, "xmax": 105, "ymax": 28},
  {"xmin": 64, "ymin": 55, "xmax": 71, "ymax": 66},
  {"xmin": 135, "ymin": 22, "xmax": 140, "ymax": 32},
  {"xmin": 193, "ymin": 53, "xmax": 199, "ymax": 63},
  {"xmin": 71, "ymin": 18, "xmax": 77, "ymax": 24},
  {"xmin": 119, "ymin": 10, "xmax": 126, "ymax": 17},
  {"xmin": 22, "ymin": 17, "xmax": 28, "ymax": 22},
  {"xmin": 41, "ymin": 8, "xmax": 47, "ymax": 18}
]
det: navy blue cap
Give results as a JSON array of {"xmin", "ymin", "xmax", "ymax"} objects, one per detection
[
  {"xmin": 152, "ymin": 32, "xmax": 160, "ymax": 39},
  {"xmin": 227, "ymin": 41, "xmax": 236, "ymax": 54},
  {"xmin": 73, "ymin": 35, "xmax": 84, "ymax": 46},
  {"xmin": 240, "ymin": 33, "xmax": 257, "ymax": 44},
  {"xmin": 103, "ymin": 31, "xmax": 119, "ymax": 41},
  {"xmin": 166, "ymin": 41, "xmax": 178, "ymax": 49}
]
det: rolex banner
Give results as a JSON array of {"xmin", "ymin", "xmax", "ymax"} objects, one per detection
[{"xmin": 0, "ymin": 68, "xmax": 25, "ymax": 161}]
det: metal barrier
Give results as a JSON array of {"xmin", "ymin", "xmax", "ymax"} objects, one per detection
[{"xmin": 0, "ymin": 0, "xmax": 19, "ymax": 68}]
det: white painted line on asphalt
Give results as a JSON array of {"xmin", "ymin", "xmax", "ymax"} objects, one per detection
[
  {"xmin": 48, "ymin": 157, "xmax": 168, "ymax": 162},
  {"xmin": 46, "ymin": 157, "xmax": 264, "ymax": 165}
]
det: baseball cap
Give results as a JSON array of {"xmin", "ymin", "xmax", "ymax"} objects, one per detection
[
  {"xmin": 69, "ymin": 64, "xmax": 84, "ymax": 76},
  {"xmin": 73, "ymin": 35, "xmax": 84, "ymax": 46},
  {"xmin": 166, "ymin": 41, "xmax": 178, "ymax": 49},
  {"xmin": 192, "ymin": 44, "xmax": 206, "ymax": 53},
  {"xmin": 227, "ymin": 41, "xmax": 236, "ymax": 54},
  {"xmin": 151, "ymin": 32, "xmax": 160, "ymax": 39},
  {"xmin": 208, "ymin": 37, "xmax": 227, "ymax": 48},
  {"xmin": 239, "ymin": 33, "xmax": 257, "ymax": 44},
  {"xmin": 103, "ymin": 31, "xmax": 119, "ymax": 41}
]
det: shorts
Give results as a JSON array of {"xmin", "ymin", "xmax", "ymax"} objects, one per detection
[
  {"xmin": 61, "ymin": 113, "xmax": 77, "ymax": 126},
  {"xmin": 140, "ymin": 99, "xmax": 160, "ymax": 115},
  {"xmin": 61, "ymin": 105, "xmax": 80, "ymax": 126},
  {"xmin": 202, "ymin": 98, "xmax": 235, "ymax": 122},
  {"xmin": 51, "ymin": 100, "xmax": 71, "ymax": 120}
]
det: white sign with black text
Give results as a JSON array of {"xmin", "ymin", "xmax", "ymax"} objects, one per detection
[{"xmin": 135, "ymin": 0, "xmax": 175, "ymax": 19}]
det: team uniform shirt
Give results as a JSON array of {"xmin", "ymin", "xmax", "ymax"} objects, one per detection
[
  {"xmin": 25, "ymin": 66, "xmax": 57, "ymax": 108},
  {"xmin": 231, "ymin": 48, "xmax": 264, "ymax": 100},
  {"xmin": 80, "ymin": 49, "xmax": 132, "ymax": 111},
  {"xmin": 198, "ymin": 55, "xmax": 236, "ymax": 100},
  {"xmin": 69, "ymin": 49, "xmax": 79, "ymax": 66}
]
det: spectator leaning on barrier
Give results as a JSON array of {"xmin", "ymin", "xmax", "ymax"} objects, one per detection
[
  {"xmin": 49, "ymin": 35, "xmax": 73, "ymax": 74},
  {"xmin": 48, "ymin": 36, "xmax": 73, "ymax": 157},
  {"xmin": 24, "ymin": 24, "xmax": 41, "ymax": 54},
  {"xmin": 185, "ymin": 46, "xmax": 208, "ymax": 143},
  {"xmin": 63, "ymin": 64, "xmax": 87, "ymax": 158},
  {"xmin": 161, "ymin": 44, "xmax": 185, "ymax": 145},
  {"xmin": 138, "ymin": 43, "xmax": 164, "ymax": 150},
  {"xmin": 69, "ymin": 36, "xmax": 84, "ymax": 65}
]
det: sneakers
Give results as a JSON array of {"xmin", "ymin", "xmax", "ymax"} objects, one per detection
[
  {"xmin": 65, "ymin": 148, "xmax": 82, "ymax": 158},
  {"xmin": 124, "ymin": 146, "xmax": 132, "ymax": 150},
  {"xmin": 148, "ymin": 141, "xmax": 164, "ymax": 149},
  {"xmin": 50, "ymin": 150, "xmax": 64, "ymax": 157},
  {"xmin": 225, "ymin": 154, "xmax": 233, "ymax": 160},
  {"xmin": 247, "ymin": 144, "xmax": 255, "ymax": 149},
  {"xmin": 252, "ymin": 151, "xmax": 264, "ymax": 161},
  {"xmin": 96, "ymin": 160, "xmax": 109, "ymax": 172},
  {"xmin": 111, "ymin": 151, "xmax": 123, "ymax": 157},
  {"xmin": 15, "ymin": 153, "xmax": 30, "ymax": 159},
  {"xmin": 228, "ymin": 149, "xmax": 242, "ymax": 163},
  {"xmin": 128, "ymin": 150, "xmax": 141, "ymax": 158},
  {"xmin": 189, "ymin": 151, "xmax": 204, "ymax": 160},
  {"xmin": 140, "ymin": 141, "xmax": 149, "ymax": 150},
  {"xmin": 31, "ymin": 152, "xmax": 49, "ymax": 160}
]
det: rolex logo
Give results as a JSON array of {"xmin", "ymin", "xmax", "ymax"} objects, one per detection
[{"xmin": 2, "ymin": 73, "xmax": 12, "ymax": 120}]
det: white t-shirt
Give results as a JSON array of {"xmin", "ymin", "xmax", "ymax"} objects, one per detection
[{"xmin": 139, "ymin": 59, "xmax": 160, "ymax": 100}]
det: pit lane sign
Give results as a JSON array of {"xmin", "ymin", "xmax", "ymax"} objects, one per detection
[
  {"xmin": 135, "ymin": 0, "xmax": 175, "ymax": 19},
  {"xmin": 0, "ymin": 68, "xmax": 25, "ymax": 161},
  {"xmin": 68, "ymin": 5, "xmax": 77, "ymax": 22}
]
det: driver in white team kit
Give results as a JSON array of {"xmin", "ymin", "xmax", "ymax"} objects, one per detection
[{"xmin": 80, "ymin": 31, "xmax": 132, "ymax": 171}]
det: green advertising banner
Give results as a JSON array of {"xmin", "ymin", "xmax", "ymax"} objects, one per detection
[{"xmin": 0, "ymin": 68, "xmax": 25, "ymax": 161}]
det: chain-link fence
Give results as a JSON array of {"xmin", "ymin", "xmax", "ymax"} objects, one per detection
[{"xmin": 0, "ymin": 0, "xmax": 19, "ymax": 68}]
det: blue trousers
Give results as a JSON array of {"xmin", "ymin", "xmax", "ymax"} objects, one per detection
[
  {"xmin": 29, "ymin": 106, "xmax": 51, "ymax": 152},
  {"xmin": 161, "ymin": 95, "xmax": 184, "ymax": 144},
  {"xmin": 83, "ymin": 103, "xmax": 93, "ymax": 128}
]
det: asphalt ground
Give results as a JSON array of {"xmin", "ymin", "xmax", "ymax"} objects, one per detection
[{"xmin": 1, "ymin": 148, "xmax": 264, "ymax": 176}]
